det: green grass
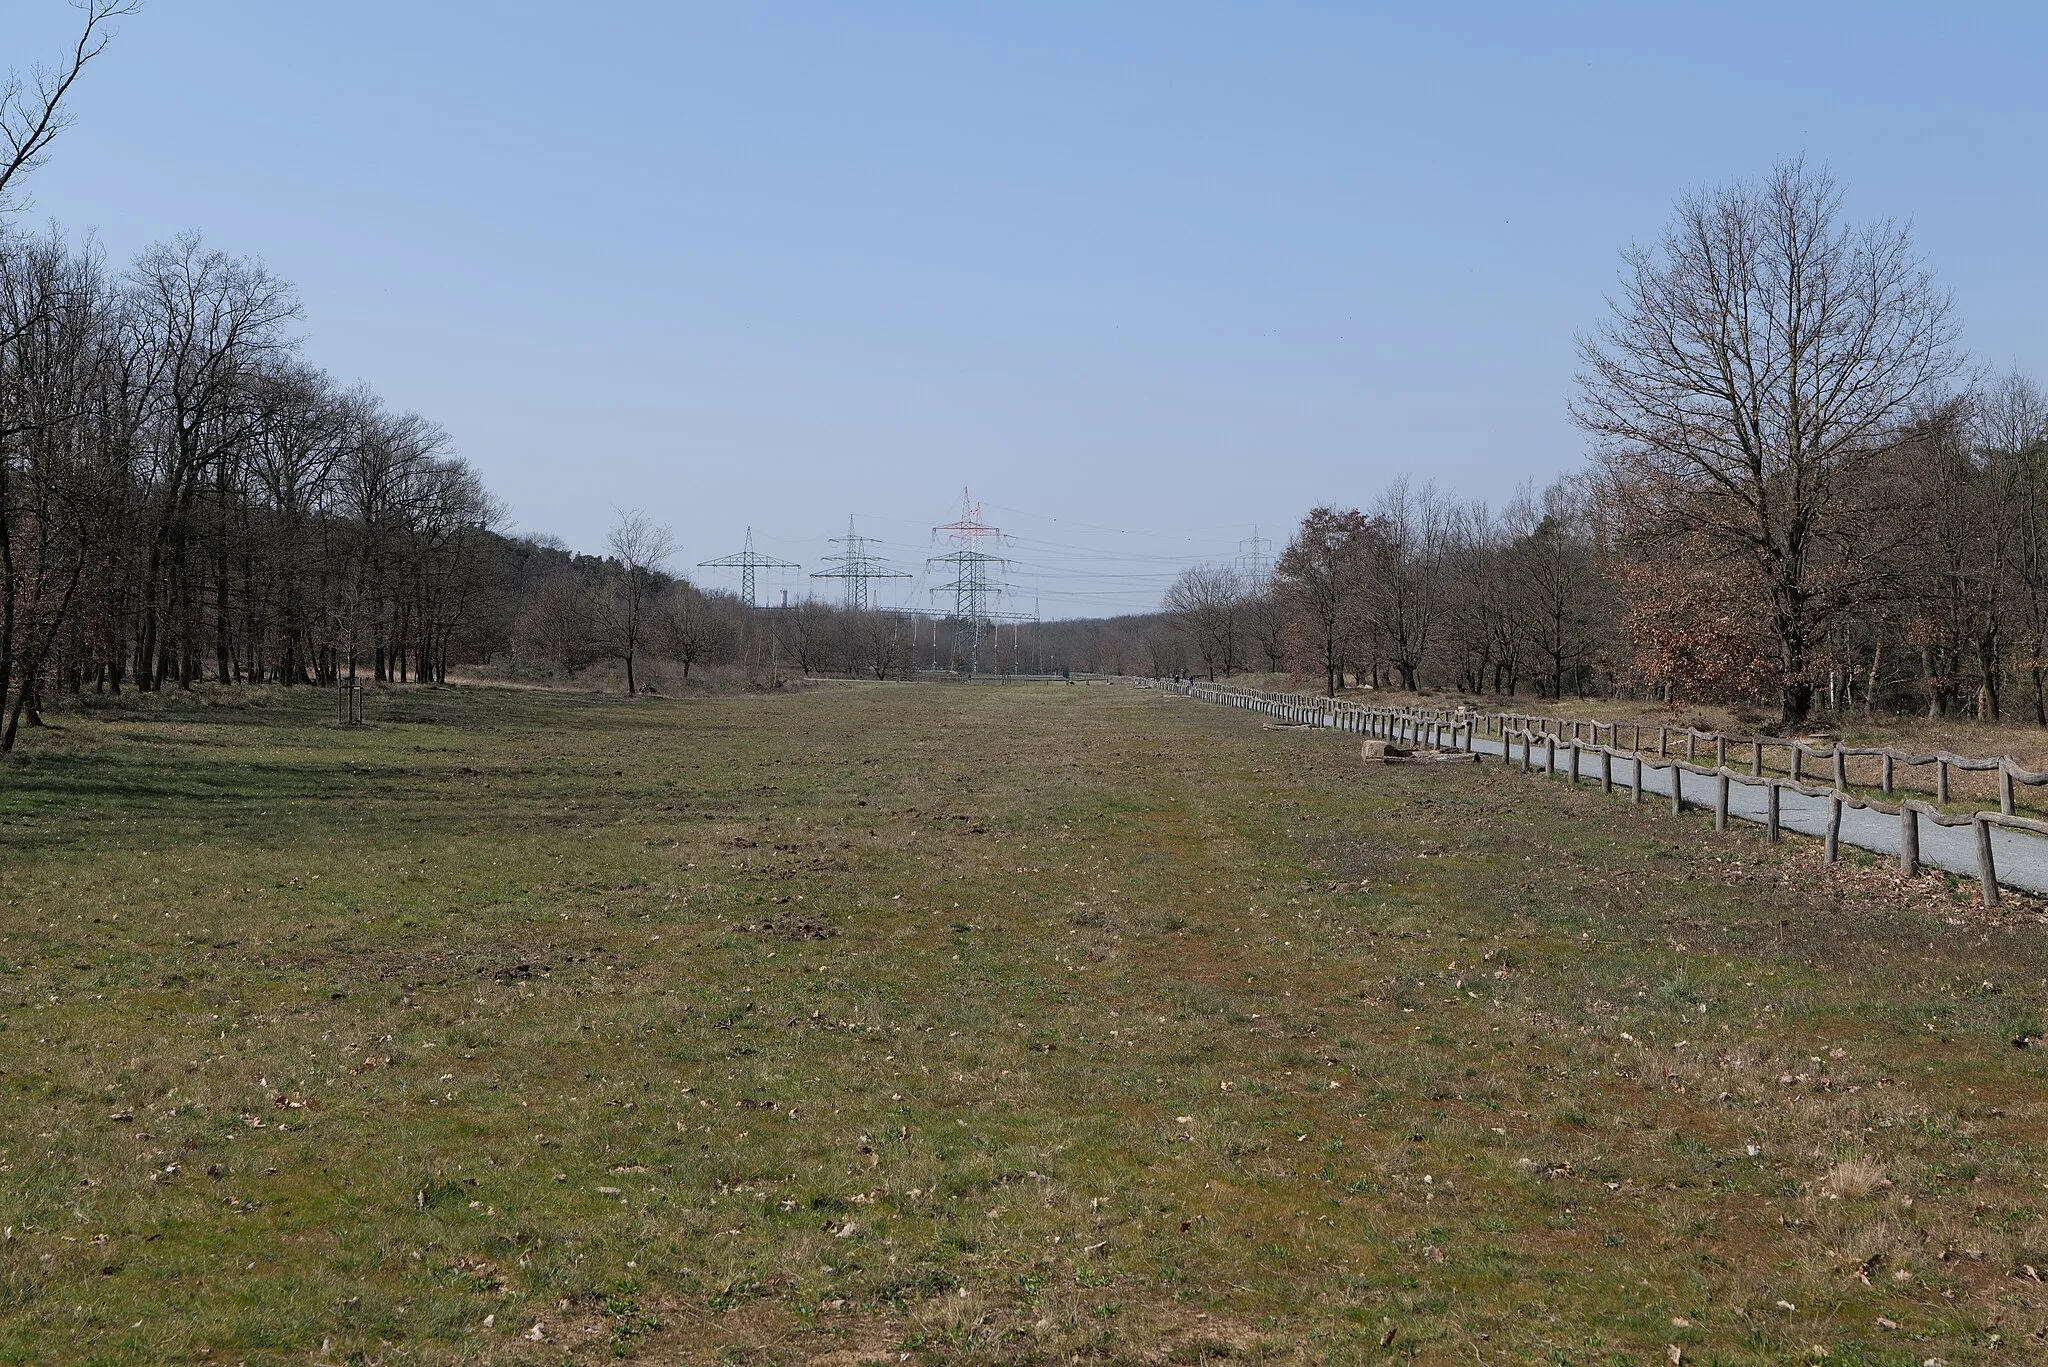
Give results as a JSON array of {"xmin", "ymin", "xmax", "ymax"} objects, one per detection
[{"xmin": 2, "ymin": 680, "xmax": 2046, "ymax": 1364}]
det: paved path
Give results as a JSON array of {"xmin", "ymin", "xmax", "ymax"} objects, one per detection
[{"xmin": 1182, "ymin": 690, "xmax": 2048, "ymax": 898}]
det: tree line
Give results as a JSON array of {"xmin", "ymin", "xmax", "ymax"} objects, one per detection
[
  {"xmin": 21, "ymin": 14, "xmax": 2048, "ymax": 733},
  {"xmin": 500, "ymin": 528, "xmax": 1182, "ymax": 690},
  {"xmin": 0, "ymin": 225, "xmax": 512, "ymax": 734},
  {"xmin": 1163, "ymin": 474, "xmax": 1608, "ymax": 702},
  {"xmin": 0, "ymin": 6, "xmax": 1210, "ymax": 723},
  {"xmin": 1, "ymin": 5, "xmax": 516, "ymax": 745},
  {"xmin": 1173, "ymin": 162, "xmax": 2048, "ymax": 731}
]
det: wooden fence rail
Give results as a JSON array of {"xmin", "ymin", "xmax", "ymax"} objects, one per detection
[
  {"xmin": 1481, "ymin": 707, "xmax": 2048, "ymax": 813},
  {"xmin": 1146, "ymin": 678, "xmax": 2048, "ymax": 907}
]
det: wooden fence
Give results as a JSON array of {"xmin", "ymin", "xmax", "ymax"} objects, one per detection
[
  {"xmin": 1149, "ymin": 679, "xmax": 2048, "ymax": 908},
  {"xmin": 1483, "ymin": 707, "xmax": 2048, "ymax": 817}
]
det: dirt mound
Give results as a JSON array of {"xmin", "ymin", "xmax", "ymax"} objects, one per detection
[{"xmin": 734, "ymin": 913, "xmax": 841, "ymax": 941}]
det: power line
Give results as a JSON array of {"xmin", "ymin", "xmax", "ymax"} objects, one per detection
[
  {"xmin": 698, "ymin": 527, "xmax": 800, "ymax": 608},
  {"xmin": 928, "ymin": 488, "xmax": 1026, "ymax": 676},
  {"xmin": 1237, "ymin": 527, "xmax": 1274, "ymax": 586},
  {"xmin": 809, "ymin": 516, "xmax": 910, "ymax": 612}
]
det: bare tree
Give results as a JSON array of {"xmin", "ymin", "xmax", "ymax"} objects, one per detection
[
  {"xmin": 240, "ymin": 364, "xmax": 346, "ymax": 683},
  {"xmin": 1164, "ymin": 562, "xmax": 1246, "ymax": 680},
  {"xmin": 1143, "ymin": 619, "xmax": 1188, "ymax": 678},
  {"xmin": 0, "ymin": 229, "xmax": 111, "ymax": 745},
  {"xmin": 1984, "ymin": 373, "xmax": 2048, "ymax": 722},
  {"xmin": 847, "ymin": 609, "xmax": 907, "ymax": 679},
  {"xmin": 1507, "ymin": 478, "xmax": 1611, "ymax": 700},
  {"xmin": 773, "ymin": 597, "xmax": 837, "ymax": 676},
  {"xmin": 1577, "ymin": 160, "xmax": 1960, "ymax": 726},
  {"xmin": 654, "ymin": 581, "xmax": 730, "ymax": 681},
  {"xmin": 1366, "ymin": 477, "xmax": 1451, "ymax": 692},
  {"xmin": 1438, "ymin": 498, "xmax": 1520, "ymax": 695},
  {"xmin": 124, "ymin": 234, "xmax": 299, "ymax": 687},
  {"xmin": 513, "ymin": 566, "xmax": 596, "ymax": 676},
  {"xmin": 1275, "ymin": 506, "xmax": 1371, "ymax": 696},
  {"xmin": 1240, "ymin": 585, "xmax": 1289, "ymax": 673},
  {"xmin": 588, "ymin": 507, "xmax": 673, "ymax": 694},
  {"xmin": 0, "ymin": 1, "xmax": 137, "ymax": 214}
]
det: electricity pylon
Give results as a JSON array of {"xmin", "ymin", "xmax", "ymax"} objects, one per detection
[
  {"xmin": 698, "ymin": 527, "xmax": 799, "ymax": 607},
  {"xmin": 809, "ymin": 517, "xmax": 910, "ymax": 611},
  {"xmin": 1237, "ymin": 527, "xmax": 1274, "ymax": 587},
  {"xmin": 928, "ymin": 489, "xmax": 1014, "ymax": 676}
]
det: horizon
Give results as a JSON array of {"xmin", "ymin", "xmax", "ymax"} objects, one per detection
[{"xmin": 11, "ymin": 1, "xmax": 2048, "ymax": 617}]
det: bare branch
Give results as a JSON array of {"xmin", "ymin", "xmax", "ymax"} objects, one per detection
[{"xmin": 0, "ymin": 1, "xmax": 140, "ymax": 213}]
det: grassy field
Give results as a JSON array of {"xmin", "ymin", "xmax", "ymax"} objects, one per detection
[{"xmin": 3, "ymin": 680, "xmax": 2048, "ymax": 1365}]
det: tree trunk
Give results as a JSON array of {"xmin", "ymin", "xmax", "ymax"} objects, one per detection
[{"xmin": 1979, "ymin": 631, "xmax": 2003, "ymax": 721}]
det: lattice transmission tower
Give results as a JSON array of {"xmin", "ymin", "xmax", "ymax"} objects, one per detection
[
  {"xmin": 698, "ymin": 527, "xmax": 799, "ymax": 607},
  {"xmin": 928, "ymin": 489, "xmax": 1015, "ymax": 676},
  {"xmin": 809, "ymin": 517, "xmax": 910, "ymax": 611},
  {"xmin": 1237, "ymin": 527, "xmax": 1274, "ymax": 587}
]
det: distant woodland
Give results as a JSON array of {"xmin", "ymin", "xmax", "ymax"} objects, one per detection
[{"xmin": 6, "ymin": 12, "xmax": 2046, "ymax": 742}]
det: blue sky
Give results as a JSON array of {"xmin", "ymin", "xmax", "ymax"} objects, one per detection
[{"xmin": 10, "ymin": 1, "xmax": 2046, "ymax": 616}]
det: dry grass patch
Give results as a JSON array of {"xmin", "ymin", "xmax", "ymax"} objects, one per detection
[{"xmin": 0, "ymin": 681, "xmax": 2046, "ymax": 1363}]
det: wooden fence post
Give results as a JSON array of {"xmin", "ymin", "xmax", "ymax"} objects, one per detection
[
  {"xmin": 1631, "ymin": 755, "xmax": 1643, "ymax": 805},
  {"xmin": 1936, "ymin": 760, "xmax": 1950, "ymax": 806},
  {"xmin": 1670, "ymin": 766, "xmax": 1685, "ymax": 816},
  {"xmin": 1833, "ymin": 744, "xmax": 1847, "ymax": 792},
  {"xmin": 1658, "ymin": 726, "xmax": 1668, "ymax": 757},
  {"xmin": 1601, "ymin": 748, "xmax": 1613, "ymax": 794},
  {"xmin": 1569, "ymin": 742, "xmax": 1581, "ymax": 783},
  {"xmin": 1825, "ymin": 795, "xmax": 1842, "ymax": 862},
  {"xmin": 1751, "ymin": 740, "xmax": 1763, "ymax": 777},
  {"xmin": 1976, "ymin": 817, "xmax": 2000, "ymax": 908},
  {"xmin": 1546, "ymin": 737, "xmax": 1557, "ymax": 777},
  {"xmin": 1900, "ymin": 804, "xmax": 1920, "ymax": 877},
  {"xmin": 1714, "ymin": 772, "xmax": 1729, "ymax": 831},
  {"xmin": 1715, "ymin": 736, "xmax": 1726, "ymax": 768},
  {"xmin": 2001, "ymin": 763, "xmax": 2016, "ymax": 816},
  {"xmin": 1687, "ymin": 733, "xmax": 1697, "ymax": 761},
  {"xmin": 1766, "ymin": 781, "xmax": 1780, "ymax": 842},
  {"xmin": 1791, "ymin": 745, "xmax": 1803, "ymax": 783},
  {"xmin": 1880, "ymin": 753, "xmax": 1892, "ymax": 795}
]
